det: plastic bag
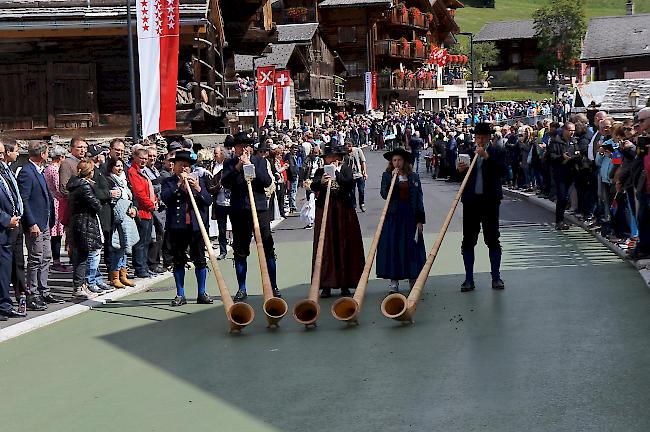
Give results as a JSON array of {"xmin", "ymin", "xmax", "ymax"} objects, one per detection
[{"xmin": 300, "ymin": 194, "xmax": 316, "ymax": 225}]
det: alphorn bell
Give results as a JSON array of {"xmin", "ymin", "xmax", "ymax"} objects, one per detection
[
  {"xmin": 243, "ymin": 164, "xmax": 288, "ymax": 327},
  {"xmin": 183, "ymin": 177, "xmax": 255, "ymax": 332},
  {"xmin": 331, "ymin": 171, "xmax": 398, "ymax": 324},
  {"xmin": 381, "ymin": 153, "xmax": 480, "ymax": 323},
  {"xmin": 292, "ymin": 178, "xmax": 333, "ymax": 327}
]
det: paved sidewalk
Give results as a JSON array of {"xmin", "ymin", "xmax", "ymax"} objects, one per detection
[{"xmin": 503, "ymin": 187, "xmax": 650, "ymax": 286}]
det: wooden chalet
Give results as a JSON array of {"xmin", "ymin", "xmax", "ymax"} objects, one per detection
[
  {"xmin": 0, "ymin": 0, "xmax": 228, "ymax": 139},
  {"xmin": 318, "ymin": 0, "xmax": 463, "ymax": 110},
  {"xmin": 474, "ymin": 19, "xmax": 540, "ymax": 86}
]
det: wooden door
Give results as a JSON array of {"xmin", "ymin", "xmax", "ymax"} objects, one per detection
[
  {"xmin": 46, "ymin": 62, "xmax": 99, "ymax": 129},
  {"xmin": 0, "ymin": 64, "xmax": 48, "ymax": 130}
]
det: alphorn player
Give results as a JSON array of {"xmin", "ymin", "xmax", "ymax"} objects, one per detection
[
  {"xmin": 310, "ymin": 142, "xmax": 364, "ymax": 298},
  {"xmin": 376, "ymin": 147, "xmax": 426, "ymax": 294},
  {"xmin": 457, "ymin": 122, "xmax": 507, "ymax": 292},
  {"xmin": 160, "ymin": 150, "xmax": 214, "ymax": 306},
  {"xmin": 221, "ymin": 132, "xmax": 280, "ymax": 302}
]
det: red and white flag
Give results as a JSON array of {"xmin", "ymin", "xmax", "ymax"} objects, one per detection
[
  {"xmin": 275, "ymin": 69, "xmax": 291, "ymax": 122},
  {"xmin": 257, "ymin": 66, "xmax": 275, "ymax": 128},
  {"xmin": 136, "ymin": 0, "xmax": 180, "ymax": 138}
]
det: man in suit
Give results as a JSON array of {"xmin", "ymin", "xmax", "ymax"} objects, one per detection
[
  {"xmin": 408, "ymin": 131, "xmax": 425, "ymax": 174},
  {"xmin": 161, "ymin": 150, "xmax": 213, "ymax": 307},
  {"xmin": 457, "ymin": 123, "xmax": 507, "ymax": 292},
  {"xmin": 18, "ymin": 142, "xmax": 62, "ymax": 310},
  {"xmin": 221, "ymin": 132, "xmax": 280, "ymax": 302},
  {"xmin": 0, "ymin": 142, "xmax": 26, "ymax": 320}
]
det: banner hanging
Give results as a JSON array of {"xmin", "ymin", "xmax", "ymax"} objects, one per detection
[
  {"xmin": 257, "ymin": 66, "xmax": 276, "ymax": 128},
  {"xmin": 275, "ymin": 69, "xmax": 292, "ymax": 122}
]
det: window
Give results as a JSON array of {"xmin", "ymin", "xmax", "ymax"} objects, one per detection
[
  {"xmin": 338, "ymin": 26, "xmax": 357, "ymax": 44},
  {"xmin": 344, "ymin": 61, "xmax": 366, "ymax": 77},
  {"xmin": 510, "ymin": 52, "xmax": 521, "ymax": 65}
]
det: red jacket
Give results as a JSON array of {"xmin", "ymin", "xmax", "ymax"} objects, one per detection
[{"xmin": 127, "ymin": 162, "xmax": 157, "ymax": 220}]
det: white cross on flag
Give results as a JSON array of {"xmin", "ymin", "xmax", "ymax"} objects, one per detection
[
  {"xmin": 275, "ymin": 70, "xmax": 291, "ymax": 122},
  {"xmin": 256, "ymin": 66, "xmax": 275, "ymax": 128},
  {"xmin": 136, "ymin": 0, "xmax": 180, "ymax": 137}
]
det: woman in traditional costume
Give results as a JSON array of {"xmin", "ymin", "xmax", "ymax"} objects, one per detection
[
  {"xmin": 376, "ymin": 147, "xmax": 426, "ymax": 293},
  {"xmin": 310, "ymin": 143, "xmax": 365, "ymax": 298}
]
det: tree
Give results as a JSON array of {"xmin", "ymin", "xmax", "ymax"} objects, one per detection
[
  {"xmin": 451, "ymin": 40, "xmax": 499, "ymax": 82},
  {"xmin": 532, "ymin": 0, "xmax": 587, "ymax": 75}
]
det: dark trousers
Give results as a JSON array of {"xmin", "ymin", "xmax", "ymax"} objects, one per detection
[
  {"xmin": 230, "ymin": 208, "xmax": 275, "ymax": 262},
  {"xmin": 169, "ymin": 228, "xmax": 207, "ymax": 269},
  {"xmin": 132, "ymin": 218, "xmax": 153, "ymax": 275},
  {"xmin": 461, "ymin": 197, "xmax": 501, "ymax": 253},
  {"xmin": 148, "ymin": 224, "xmax": 163, "ymax": 268},
  {"xmin": 71, "ymin": 248, "xmax": 89, "ymax": 289},
  {"xmin": 553, "ymin": 168, "xmax": 571, "ymax": 224},
  {"xmin": 103, "ymin": 231, "xmax": 112, "ymax": 271},
  {"xmin": 637, "ymin": 193, "xmax": 650, "ymax": 254},
  {"xmin": 214, "ymin": 205, "xmax": 230, "ymax": 255},
  {"xmin": 51, "ymin": 235, "xmax": 62, "ymax": 262},
  {"xmin": 351, "ymin": 177, "xmax": 366, "ymax": 208},
  {"xmin": 9, "ymin": 228, "xmax": 25, "ymax": 297},
  {"xmin": 0, "ymin": 237, "xmax": 14, "ymax": 313},
  {"xmin": 276, "ymin": 183, "xmax": 286, "ymax": 218},
  {"xmin": 162, "ymin": 230, "xmax": 174, "ymax": 267}
]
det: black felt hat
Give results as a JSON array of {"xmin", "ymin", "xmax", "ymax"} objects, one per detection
[
  {"xmin": 383, "ymin": 146, "xmax": 415, "ymax": 164},
  {"xmin": 474, "ymin": 122, "xmax": 494, "ymax": 136},
  {"xmin": 322, "ymin": 144, "xmax": 347, "ymax": 157},
  {"xmin": 233, "ymin": 132, "xmax": 254, "ymax": 146},
  {"xmin": 170, "ymin": 150, "xmax": 196, "ymax": 164},
  {"xmin": 223, "ymin": 134, "xmax": 235, "ymax": 149}
]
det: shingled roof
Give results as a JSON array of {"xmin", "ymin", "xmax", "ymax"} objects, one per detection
[
  {"xmin": 581, "ymin": 14, "xmax": 650, "ymax": 61},
  {"xmin": 474, "ymin": 19, "xmax": 536, "ymax": 42},
  {"xmin": 319, "ymin": 0, "xmax": 392, "ymax": 8},
  {"xmin": 276, "ymin": 23, "xmax": 319, "ymax": 43},
  {"xmin": 0, "ymin": 0, "xmax": 209, "ymax": 29},
  {"xmin": 575, "ymin": 78, "xmax": 650, "ymax": 115},
  {"xmin": 235, "ymin": 43, "xmax": 299, "ymax": 71}
]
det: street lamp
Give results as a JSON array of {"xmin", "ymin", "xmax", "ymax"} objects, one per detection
[
  {"xmin": 628, "ymin": 89, "xmax": 640, "ymax": 113},
  {"xmin": 458, "ymin": 32, "xmax": 475, "ymax": 125}
]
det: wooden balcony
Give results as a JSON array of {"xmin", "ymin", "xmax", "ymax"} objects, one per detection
[
  {"xmin": 376, "ymin": 40, "xmax": 428, "ymax": 61},
  {"xmin": 377, "ymin": 74, "xmax": 437, "ymax": 91},
  {"xmin": 384, "ymin": 9, "xmax": 430, "ymax": 31}
]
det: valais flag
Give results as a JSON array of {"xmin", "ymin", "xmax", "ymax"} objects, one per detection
[
  {"xmin": 257, "ymin": 66, "xmax": 275, "ymax": 128},
  {"xmin": 136, "ymin": 0, "xmax": 180, "ymax": 137},
  {"xmin": 275, "ymin": 70, "xmax": 291, "ymax": 122}
]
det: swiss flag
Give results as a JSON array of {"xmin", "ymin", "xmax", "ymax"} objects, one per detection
[
  {"xmin": 257, "ymin": 66, "xmax": 275, "ymax": 128},
  {"xmin": 136, "ymin": 0, "xmax": 180, "ymax": 137},
  {"xmin": 275, "ymin": 69, "xmax": 291, "ymax": 122}
]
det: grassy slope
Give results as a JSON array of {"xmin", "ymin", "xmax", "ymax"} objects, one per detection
[{"xmin": 455, "ymin": 0, "xmax": 650, "ymax": 34}]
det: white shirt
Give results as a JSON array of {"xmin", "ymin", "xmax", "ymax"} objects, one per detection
[{"xmin": 587, "ymin": 132, "xmax": 601, "ymax": 161}]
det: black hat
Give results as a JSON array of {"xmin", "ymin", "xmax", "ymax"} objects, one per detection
[
  {"xmin": 234, "ymin": 132, "xmax": 254, "ymax": 146},
  {"xmin": 383, "ymin": 147, "xmax": 414, "ymax": 164},
  {"xmin": 87, "ymin": 144, "xmax": 106, "ymax": 158},
  {"xmin": 223, "ymin": 134, "xmax": 235, "ymax": 149},
  {"xmin": 474, "ymin": 122, "xmax": 494, "ymax": 136},
  {"xmin": 170, "ymin": 150, "xmax": 196, "ymax": 165},
  {"xmin": 167, "ymin": 141, "xmax": 183, "ymax": 153},
  {"xmin": 322, "ymin": 144, "xmax": 346, "ymax": 157}
]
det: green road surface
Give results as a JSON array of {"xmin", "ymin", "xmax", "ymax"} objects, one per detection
[{"xmin": 2, "ymin": 224, "xmax": 648, "ymax": 431}]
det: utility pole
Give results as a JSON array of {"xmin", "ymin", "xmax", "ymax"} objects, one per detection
[
  {"xmin": 459, "ymin": 32, "xmax": 475, "ymax": 125},
  {"xmin": 126, "ymin": 0, "xmax": 139, "ymax": 143}
]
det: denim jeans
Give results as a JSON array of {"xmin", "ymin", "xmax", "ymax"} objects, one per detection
[
  {"xmin": 413, "ymin": 151, "xmax": 421, "ymax": 174},
  {"xmin": 109, "ymin": 248, "xmax": 127, "ymax": 272},
  {"xmin": 289, "ymin": 180, "xmax": 298, "ymax": 210},
  {"xmin": 351, "ymin": 176, "xmax": 366, "ymax": 208},
  {"xmin": 85, "ymin": 249, "xmax": 103, "ymax": 287}
]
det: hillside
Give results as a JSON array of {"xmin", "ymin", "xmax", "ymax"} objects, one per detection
[{"xmin": 455, "ymin": 0, "xmax": 650, "ymax": 34}]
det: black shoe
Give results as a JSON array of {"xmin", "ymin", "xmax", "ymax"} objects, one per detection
[
  {"xmin": 360, "ymin": 204, "xmax": 366, "ymax": 213},
  {"xmin": 197, "ymin": 293, "xmax": 213, "ymax": 304},
  {"xmin": 555, "ymin": 222, "xmax": 570, "ymax": 231},
  {"xmin": 272, "ymin": 288, "xmax": 282, "ymax": 298},
  {"xmin": 340, "ymin": 288, "xmax": 352, "ymax": 297},
  {"xmin": 1, "ymin": 308, "xmax": 27, "ymax": 318},
  {"xmin": 629, "ymin": 250, "xmax": 650, "ymax": 261},
  {"xmin": 320, "ymin": 288, "xmax": 331, "ymax": 298},
  {"xmin": 149, "ymin": 265, "xmax": 165, "ymax": 274},
  {"xmin": 134, "ymin": 272, "xmax": 152, "ymax": 279},
  {"xmin": 41, "ymin": 294, "xmax": 65, "ymax": 304},
  {"xmin": 492, "ymin": 279, "xmax": 505, "ymax": 290},
  {"xmin": 170, "ymin": 296, "xmax": 187, "ymax": 307},
  {"xmin": 0, "ymin": 314, "xmax": 6, "ymax": 321},
  {"xmin": 217, "ymin": 253, "xmax": 227, "ymax": 260},
  {"xmin": 460, "ymin": 280, "xmax": 475, "ymax": 293},
  {"xmin": 234, "ymin": 290, "xmax": 248, "ymax": 302},
  {"xmin": 26, "ymin": 296, "xmax": 47, "ymax": 311}
]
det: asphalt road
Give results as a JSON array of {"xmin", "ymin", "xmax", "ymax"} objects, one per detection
[{"xmin": 1, "ymin": 150, "xmax": 648, "ymax": 431}]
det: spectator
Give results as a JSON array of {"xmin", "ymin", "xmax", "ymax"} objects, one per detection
[
  {"xmin": 44, "ymin": 145, "xmax": 70, "ymax": 272},
  {"xmin": 408, "ymin": 131, "xmax": 424, "ymax": 174},
  {"xmin": 18, "ymin": 141, "xmax": 63, "ymax": 310},
  {"xmin": 67, "ymin": 160, "xmax": 104, "ymax": 299},
  {"xmin": 210, "ymin": 144, "xmax": 231, "ymax": 260},
  {"xmin": 128, "ymin": 147, "xmax": 158, "ymax": 279},
  {"xmin": 345, "ymin": 140, "xmax": 368, "ymax": 212},
  {"xmin": 106, "ymin": 158, "xmax": 138, "ymax": 289},
  {"xmin": 548, "ymin": 122, "xmax": 578, "ymax": 230},
  {"xmin": 284, "ymin": 144, "xmax": 300, "ymax": 213},
  {"xmin": 143, "ymin": 146, "xmax": 165, "ymax": 274}
]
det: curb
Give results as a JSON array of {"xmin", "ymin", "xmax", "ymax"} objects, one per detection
[
  {"xmin": 0, "ymin": 217, "xmax": 287, "ymax": 344},
  {"xmin": 503, "ymin": 187, "xmax": 650, "ymax": 285}
]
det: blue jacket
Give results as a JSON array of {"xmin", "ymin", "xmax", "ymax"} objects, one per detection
[
  {"xmin": 461, "ymin": 144, "xmax": 507, "ymax": 203},
  {"xmin": 161, "ymin": 174, "xmax": 212, "ymax": 231},
  {"xmin": 221, "ymin": 154, "xmax": 272, "ymax": 211},
  {"xmin": 0, "ymin": 177, "xmax": 16, "ymax": 245},
  {"xmin": 17, "ymin": 161, "xmax": 54, "ymax": 231},
  {"xmin": 380, "ymin": 171, "xmax": 426, "ymax": 224}
]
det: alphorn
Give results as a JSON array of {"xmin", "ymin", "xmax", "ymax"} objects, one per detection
[
  {"xmin": 184, "ymin": 177, "xmax": 255, "ymax": 332},
  {"xmin": 245, "ymin": 177, "xmax": 288, "ymax": 327},
  {"xmin": 292, "ymin": 178, "xmax": 333, "ymax": 327},
  {"xmin": 331, "ymin": 171, "xmax": 398, "ymax": 324},
  {"xmin": 381, "ymin": 153, "xmax": 480, "ymax": 323}
]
